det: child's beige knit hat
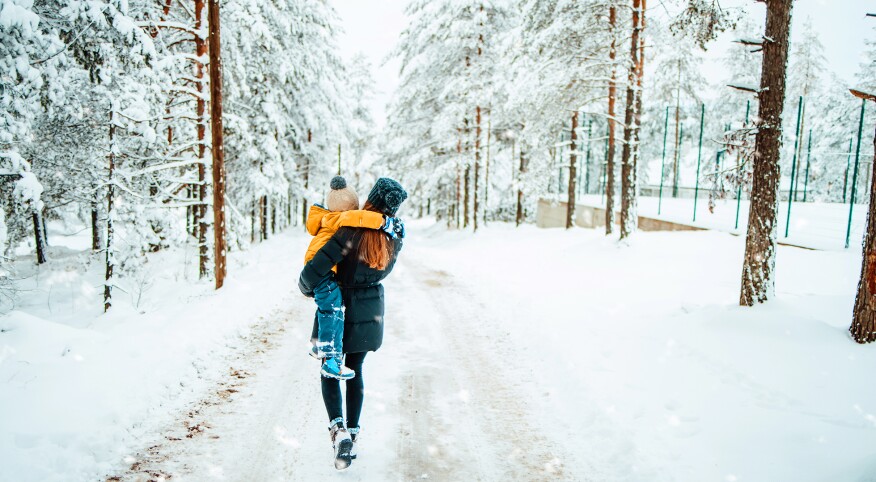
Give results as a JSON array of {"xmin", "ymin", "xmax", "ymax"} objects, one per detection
[{"xmin": 326, "ymin": 176, "xmax": 359, "ymax": 212}]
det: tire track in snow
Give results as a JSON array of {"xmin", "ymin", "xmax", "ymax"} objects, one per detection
[{"xmin": 392, "ymin": 260, "xmax": 574, "ymax": 481}]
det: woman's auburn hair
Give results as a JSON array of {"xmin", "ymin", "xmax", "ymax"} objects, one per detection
[{"xmin": 360, "ymin": 202, "xmax": 392, "ymax": 270}]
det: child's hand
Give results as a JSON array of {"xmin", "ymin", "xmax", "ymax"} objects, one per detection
[{"xmin": 382, "ymin": 217, "xmax": 406, "ymax": 239}]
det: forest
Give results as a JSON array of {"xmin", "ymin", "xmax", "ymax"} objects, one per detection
[{"xmin": 2, "ymin": 0, "xmax": 876, "ymax": 480}]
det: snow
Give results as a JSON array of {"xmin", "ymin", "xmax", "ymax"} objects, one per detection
[
  {"xmin": 406, "ymin": 220, "xmax": 876, "ymax": 480},
  {"xmin": 5, "ymin": 219, "xmax": 872, "ymax": 480},
  {"xmin": 0, "ymin": 227, "xmax": 310, "ymax": 481}
]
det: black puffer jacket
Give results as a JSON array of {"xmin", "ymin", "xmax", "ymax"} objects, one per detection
[{"xmin": 299, "ymin": 227, "xmax": 403, "ymax": 353}]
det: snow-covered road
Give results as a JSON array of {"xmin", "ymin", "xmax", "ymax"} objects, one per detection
[
  {"xmin": 106, "ymin": 221, "xmax": 876, "ymax": 481},
  {"xmin": 112, "ymin": 254, "xmax": 617, "ymax": 481}
]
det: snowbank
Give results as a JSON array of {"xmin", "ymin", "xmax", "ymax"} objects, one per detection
[
  {"xmin": 410, "ymin": 219, "xmax": 876, "ymax": 481},
  {"xmin": 0, "ymin": 229, "xmax": 308, "ymax": 481}
]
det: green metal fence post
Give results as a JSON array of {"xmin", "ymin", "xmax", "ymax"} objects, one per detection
[
  {"xmin": 785, "ymin": 96, "xmax": 804, "ymax": 238},
  {"xmin": 844, "ymin": 136, "xmax": 853, "ymax": 204},
  {"xmin": 674, "ymin": 124, "xmax": 684, "ymax": 198},
  {"xmin": 846, "ymin": 99, "xmax": 867, "ymax": 249},
  {"xmin": 803, "ymin": 128, "xmax": 812, "ymax": 202},
  {"xmin": 659, "ymin": 106, "xmax": 669, "ymax": 215},
  {"xmin": 735, "ymin": 100, "xmax": 751, "ymax": 231},
  {"xmin": 693, "ymin": 103, "xmax": 705, "ymax": 222}
]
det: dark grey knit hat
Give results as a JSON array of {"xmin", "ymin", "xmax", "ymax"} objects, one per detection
[{"xmin": 366, "ymin": 177, "xmax": 407, "ymax": 216}]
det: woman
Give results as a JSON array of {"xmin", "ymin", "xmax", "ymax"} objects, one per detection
[{"xmin": 298, "ymin": 177, "xmax": 407, "ymax": 471}]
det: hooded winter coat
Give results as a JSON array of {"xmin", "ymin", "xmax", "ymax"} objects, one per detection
[
  {"xmin": 299, "ymin": 227, "xmax": 403, "ymax": 353},
  {"xmin": 303, "ymin": 204, "xmax": 386, "ymax": 267}
]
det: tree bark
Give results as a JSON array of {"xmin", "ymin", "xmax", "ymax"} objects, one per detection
[
  {"xmin": 567, "ymin": 111, "xmax": 579, "ymax": 229},
  {"xmin": 851, "ymin": 123, "xmax": 876, "ymax": 343},
  {"xmin": 208, "ymin": 0, "xmax": 227, "ymax": 289},
  {"xmin": 251, "ymin": 200, "xmax": 257, "ymax": 243},
  {"xmin": 91, "ymin": 204, "xmax": 100, "ymax": 251},
  {"xmin": 195, "ymin": 0, "xmax": 209, "ymax": 279},
  {"xmin": 740, "ymin": 0, "xmax": 793, "ymax": 306},
  {"xmin": 463, "ymin": 166, "xmax": 470, "ymax": 229},
  {"xmin": 516, "ymin": 149, "xmax": 526, "ymax": 226},
  {"xmin": 474, "ymin": 106, "xmax": 481, "ymax": 232},
  {"xmin": 620, "ymin": 0, "xmax": 642, "ymax": 240},
  {"xmin": 605, "ymin": 3, "xmax": 618, "ymax": 235},
  {"xmin": 32, "ymin": 211, "xmax": 46, "ymax": 265},
  {"xmin": 105, "ymin": 110, "xmax": 115, "ymax": 312}
]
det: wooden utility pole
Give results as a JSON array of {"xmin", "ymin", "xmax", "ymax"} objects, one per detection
[
  {"xmin": 605, "ymin": 3, "xmax": 618, "ymax": 235},
  {"xmin": 566, "ymin": 111, "xmax": 579, "ymax": 229},
  {"xmin": 739, "ymin": 0, "xmax": 793, "ymax": 306},
  {"xmin": 619, "ymin": 0, "xmax": 642, "ymax": 240},
  {"xmin": 207, "ymin": 0, "xmax": 227, "ymax": 289},
  {"xmin": 850, "ymin": 88, "xmax": 876, "ymax": 343}
]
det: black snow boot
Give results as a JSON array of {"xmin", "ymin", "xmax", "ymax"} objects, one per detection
[{"xmin": 329, "ymin": 418, "xmax": 353, "ymax": 470}]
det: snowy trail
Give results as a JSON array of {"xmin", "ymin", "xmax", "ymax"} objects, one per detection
[{"xmin": 110, "ymin": 252, "xmax": 643, "ymax": 481}]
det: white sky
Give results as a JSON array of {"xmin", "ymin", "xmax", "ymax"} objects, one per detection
[{"xmin": 332, "ymin": 0, "xmax": 875, "ymax": 129}]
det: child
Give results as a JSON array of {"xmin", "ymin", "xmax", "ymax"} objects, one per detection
[{"xmin": 304, "ymin": 176, "xmax": 396, "ymax": 380}]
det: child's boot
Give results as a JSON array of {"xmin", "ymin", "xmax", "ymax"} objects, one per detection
[{"xmin": 321, "ymin": 357, "xmax": 355, "ymax": 380}]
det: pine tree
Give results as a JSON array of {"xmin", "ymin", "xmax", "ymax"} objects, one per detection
[{"xmin": 739, "ymin": 0, "xmax": 794, "ymax": 306}]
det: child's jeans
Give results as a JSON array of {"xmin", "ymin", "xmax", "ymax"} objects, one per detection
[{"xmin": 313, "ymin": 276, "xmax": 344, "ymax": 359}]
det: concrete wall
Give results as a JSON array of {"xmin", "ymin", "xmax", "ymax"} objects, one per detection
[{"xmin": 536, "ymin": 198, "xmax": 705, "ymax": 232}]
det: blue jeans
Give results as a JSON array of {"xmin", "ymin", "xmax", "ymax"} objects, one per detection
[{"xmin": 314, "ymin": 276, "xmax": 344, "ymax": 359}]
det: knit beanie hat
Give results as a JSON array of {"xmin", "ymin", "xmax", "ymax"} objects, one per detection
[
  {"xmin": 326, "ymin": 176, "xmax": 359, "ymax": 212},
  {"xmin": 366, "ymin": 177, "xmax": 408, "ymax": 216}
]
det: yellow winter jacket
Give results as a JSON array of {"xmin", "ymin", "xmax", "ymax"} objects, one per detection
[{"xmin": 304, "ymin": 204, "xmax": 385, "ymax": 272}]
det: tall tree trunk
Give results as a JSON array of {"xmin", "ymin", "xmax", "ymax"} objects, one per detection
[
  {"xmin": 620, "ymin": 0, "xmax": 642, "ymax": 240},
  {"xmin": 208, "ymin": 0, "xmax": 227, "ymax": 289},
  {"xmin": 463, "ymin": 166, "xmax": 470, "ymax": 228},
  {"xmin": 104, "ymin": 110, "xmax": 115, "ymax": 312},
  {"xmin": 32, "ymin": 211, "xmax": 46, "ymax": 265},
  {"xmin": 301, "ymin": 130, "xmax": 311, "ymax": 227},
  {"xmin": 251, "ymin": 200, "xmax": 257, "ymax": 243},
  {"xmin": 567, "ymin": 111, "xmax": 579, "ymax": 229},
  {"xmin": 195, "ymin": 0, "xmax": 209, "ymax": 279},
  {"xmin": 91, "ymin": 203, "xmax": 100, "ymax": 251},
  {"xmin": 474, "ymin": 106, "xmax": 481, "ymax": 232},
  {"xmin": 605, "ymin": 3, "xmax": 618, "ymax": 235},
  {"xmin": 260, "ymin": 195, "xmax": 268, "ymax": 240},
  {"xmin": 851, "ymin": 119, "xmax": 876, "ymax": 343},
  {"xmin": 740, "ymin": 0, "xmax": 793, "ymax": 306},
  {"xmin": 484, "ymin": 115, "xmax": 490, "ymax": 224},
  {"xmin": 516, "ymin": 149, "xmax": 526, "ymax": 226}
]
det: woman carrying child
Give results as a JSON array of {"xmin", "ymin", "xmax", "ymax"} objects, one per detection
[{"xmin": 299, "ymin": 177, "xmax": 407, "ymax": 470}]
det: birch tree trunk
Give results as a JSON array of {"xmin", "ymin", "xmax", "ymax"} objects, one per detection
[{"xmin": 740, "ymin": 0, "xmax": 793, "ymax": 306}]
